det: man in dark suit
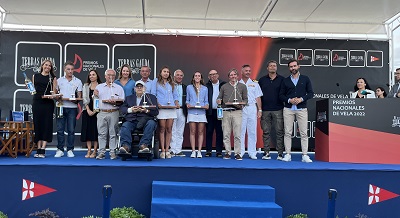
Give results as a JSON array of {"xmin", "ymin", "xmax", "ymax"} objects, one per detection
[
  {"xmin": 279, "ymin": 59, "xmax": 314, "ymax": 163},
  {"xmin": 205, "ymin": 69, "xmax": 226, "ymax": 157},
  {"xmin": 170, "ymin": 69, "xmax": 187, "ymax": 157},
  {"xmin": 388, "ymin": 68, "xmax": 400, "ymax": 98},
  {"xmin": 119, "ymin": 81, "xmax": 159, "ymax": 154}
]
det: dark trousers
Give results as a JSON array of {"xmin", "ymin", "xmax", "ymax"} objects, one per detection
[{"xmin": 206, "ymin": 109, "xmax": 223, "ymax": 153}]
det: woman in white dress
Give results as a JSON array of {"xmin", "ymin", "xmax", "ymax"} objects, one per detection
[{"xmin": 186, "ymin": 71, "xmax": 209, "ymax": 158}]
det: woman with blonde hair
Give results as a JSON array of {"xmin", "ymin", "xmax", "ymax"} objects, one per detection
[{"xmin": 115, "ymin": 64, "xmax": 135, "ymax": 97}]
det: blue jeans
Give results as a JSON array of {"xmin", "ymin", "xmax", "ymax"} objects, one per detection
[
  {"xmin": 56, "ymin": 107, "xmax": 77, "ymax": 151},
  {"xmin": 120, "ymin": 119, "xmax": 157, "ymax": 150}
]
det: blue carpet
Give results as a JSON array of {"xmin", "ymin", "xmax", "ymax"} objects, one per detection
[{"xmin": 1, "ymin": 151, "xmax": 399, "ymax": 171}]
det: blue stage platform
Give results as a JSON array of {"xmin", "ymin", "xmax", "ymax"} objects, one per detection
[{"xmin": 1, "ymin": 152, "xmax": 400, "ymax": 218}]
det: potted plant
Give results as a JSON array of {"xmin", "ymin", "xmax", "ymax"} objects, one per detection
[{"xmin": 110, "ymin": 207, "xmax": 145, "ymax": 218}]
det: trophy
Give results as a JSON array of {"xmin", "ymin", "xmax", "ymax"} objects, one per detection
[
  {"xmin": 70, "ymin": 84, "xmax": 76, "ymax": 100},
  {"xmin": 142, "ymin": 94, "xmax": 148, "ymax": 108},
  {"xmin": 226, "ymin": 81, "xmax": 245, "ymax": 106},
  {"xmin": 195, "ymin": 87, "xmax": 201, "ymax": 108},
  {"xmin": 167, "ymin": 89, "xmax": 171, "ymax": 105}
]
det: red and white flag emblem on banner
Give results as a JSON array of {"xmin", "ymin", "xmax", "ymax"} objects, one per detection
[
  {"xmin": 368, "ymin": 184, "xmax": 399, "ymax": 205},
  {"xmin": 22, "ymin": 179, "xmax": 56, "ymax": 201},
  {"xmin": 370, "ymin": 56, "xmax": 380, "ymax": 62}
]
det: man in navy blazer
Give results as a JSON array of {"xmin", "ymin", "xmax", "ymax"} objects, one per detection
[
  {"xmin": 205, "ymin": 69, "xmax": 226, "ymax": 157},
  {"xmin": 279, "ymin": 59, "xmax": 314, "ymax": 163},
  {"xmin": 119, "ymin": 81, "xmax": 159, "ymax": 154}
]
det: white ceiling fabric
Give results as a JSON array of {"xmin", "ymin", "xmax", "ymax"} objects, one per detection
[{"xmin": 0, "ymin": 0, "xmax": 399, "ymax": 40}]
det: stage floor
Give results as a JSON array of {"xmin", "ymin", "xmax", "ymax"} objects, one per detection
[
  {"xmin": 1, "ymin": 151, "xmax": 400, "ymax": 172},
  {"xmin": 1, "ymin": 151, "xmax": 399, "ymax": 218}
]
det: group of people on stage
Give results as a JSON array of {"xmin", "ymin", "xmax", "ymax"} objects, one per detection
[
  {"xmin": 350, "ymin": 68, "xmax": 400, "ymax": 99},
  {"xmin": 30, "ymin": 58, "xmax": 400, "ymax": 162}
]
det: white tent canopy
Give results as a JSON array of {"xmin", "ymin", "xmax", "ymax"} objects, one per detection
[{"xmin": 1, "ymin": 0, "xmax": 400, "ymax": 40}]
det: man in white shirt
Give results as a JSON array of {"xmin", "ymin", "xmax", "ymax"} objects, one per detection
[
  {"xmin": 170, "ymin": 69, "xmax": 186, "ymax": 157},
  {"xmin": 239, "ymin": 65, "xmax": 263, "ymax": 159},
  {"xmin": 55, "ymin": 61, "xmax": 83, "ymax": 158},
  {"xmin": 94, "ymin": 69, "xmax": 125, "ymax": 160}
]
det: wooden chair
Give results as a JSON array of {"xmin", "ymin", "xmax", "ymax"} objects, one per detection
[{"xmin": 0, "ymin": 121, "xmax": 19, "ymax": 158}]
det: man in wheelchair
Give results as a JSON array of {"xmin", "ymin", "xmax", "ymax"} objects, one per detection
[{"xmin": 119, "ymin": 81, "xmax": 159, "ymax": 154}]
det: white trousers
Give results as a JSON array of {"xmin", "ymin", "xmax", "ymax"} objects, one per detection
[
  {"xmin": 240, "ymin": 104, "xmax": 257, "ymax": 157},
  {"xmin": 170, "ymin": 108, "xmax": 186, "ymax": 154}
]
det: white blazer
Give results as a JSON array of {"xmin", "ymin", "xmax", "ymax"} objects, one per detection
[{"xmin": 350, "ymin": 89, "xmax": 376, "ymax": 98}]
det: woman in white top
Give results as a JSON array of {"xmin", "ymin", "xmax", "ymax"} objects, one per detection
[
  {"xmin": 350, "ymin": 77, "xmax": 376, "ymax": 98},
  {"xmin": 186, "ymin": 72, "xmax": 209, "ymax": 158}
]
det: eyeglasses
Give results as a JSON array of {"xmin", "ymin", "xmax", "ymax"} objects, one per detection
[
  {"xmin": 106, "ymin": 74, "xmax": 116, "ymax": 77},
  {"xmin": 209, "ymin": 73, "xmax": 218, "ymax": 76}
]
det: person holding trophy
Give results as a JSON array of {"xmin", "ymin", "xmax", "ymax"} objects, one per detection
[
  {"xmin": 216, "ymin": 68, "xmax": 248, "ymax": 161},
  {"xmin": 150, "ymin": 66, "xmax": 179, "ymax": 159},
  {"xmin": 186, "ymin": 71, "xmax": 209, "ymax": 158},
  {"xmin": 94, "ymin": 69, "xmax": 125, "ymax": 160},
  {"xmin": 32, "ymin": 59, "xmax": 58, "ymax": 158},
  {"xmin": 81, "ymin": 69, "xmax": 102, "ymax": 158},
  {"xmin": 118, "ymin": 81, "xmax": 159, "ymax": 154},
  {"xmin": 54, "ymin": 61, "xmax": 83, "ymax": 158}
]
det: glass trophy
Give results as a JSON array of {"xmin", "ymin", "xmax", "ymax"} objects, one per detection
[
  {"xmin": 56, "ymin": 101, "xmax": 64, "ymax": 118},
  {"xmin": 167, "ymin": 90, "xmax": 171, "ymax": 105},
  {"xmin": 195, "ymin": 88, "xmax": 201, "ymax": 108},
  {"xmin": 142, "ymin": 94, "xmax": 149, "ymax": 108}
]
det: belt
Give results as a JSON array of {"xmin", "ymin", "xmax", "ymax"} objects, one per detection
[
  {"xmin": 100, "ymin": 109, "xmax": 118, "ymax": 112},
  {"xmin": 223, "ymin": 108, "xmax": 237, "ymax": 111}
]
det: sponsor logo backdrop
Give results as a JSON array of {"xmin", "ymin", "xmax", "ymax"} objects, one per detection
[{"xmin": 0, "ymin": 32, "xmax": 389, "ymax": 150}]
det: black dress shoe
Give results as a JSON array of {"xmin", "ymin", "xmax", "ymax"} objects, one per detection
[
  {"xmin": 216, "ymin": 152, "xmax": 223, "ymax": 157},
  {"xmin": 205, "ymin": 151, "xmax": 212, "ymax": 157}
]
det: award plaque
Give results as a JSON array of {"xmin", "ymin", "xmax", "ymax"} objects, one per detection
[
  {"xmin": 160, "ymin": 105, "xmax": 178, "ymax": 109},
  {"xmin": 42, "ymin": 94, "xmax": 63, "ymax": 99}
]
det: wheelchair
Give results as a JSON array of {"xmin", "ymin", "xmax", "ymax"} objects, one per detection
[{"xmin": 115, "ymin": 117, "xmax": 159, "ymax": 161}]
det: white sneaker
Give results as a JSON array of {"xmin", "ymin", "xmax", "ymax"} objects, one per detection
[
  {"xmin": 197, "ymin": 151, "xmax": 202, "ymax": 158},
  {"xmin": 54, "ymin": 149, "xmax": 64, "ymax": 157},
  {"xmin": 262, "ymin": 153, "xmax": 271, "ymax": 160},
  {"xmin": 302, "ymin": 155, "xmax": 313, "ymax": 163},
  {"xmin": 282, "ymin": 154, "xmax": 291, "ymax": 162},
  {"xmin": 190, "ymin": 151, "xmax": 196, "ymax": 158},
  {"xmin": 250, "ymin": 155, "xmax": 257, "ymax": 160},
  {"xmin": 67, "ymin": 150, "xmax": 75, "ymax": 158}
]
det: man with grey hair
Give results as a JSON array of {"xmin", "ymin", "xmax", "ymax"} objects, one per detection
[
  {"xmin": 170, "ymin": 69, "xmax": 187, "ymax": 157},
  {"xmin": 137, "ymin": 65, "xmax": 153, "ymax": 93},
  {"xmin": 94, "ymin": 69, "xmax": 125, "ymax": 160}
]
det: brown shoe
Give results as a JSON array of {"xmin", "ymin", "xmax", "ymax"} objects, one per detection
[
  {"xmin": 139, "ymin": 144, "xmax": 150, "ymax": 153},
  {"xmin": 119, "ymin": 145, "xmax": 130, "ymax": 154},
  {"xmin": 223, "ymin": 153, "xmax": 231, "ymax": 159}
]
